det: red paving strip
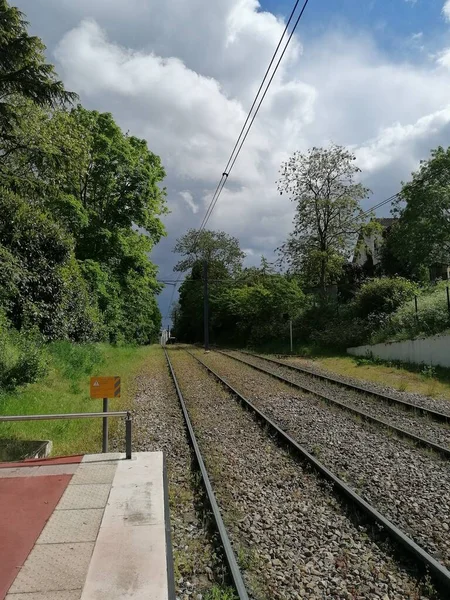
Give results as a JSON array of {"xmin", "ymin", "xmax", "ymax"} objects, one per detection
[
  {"xmin": 0, "ymin": 455, "xmax": 83, "ymax": 469},
  {"xmin": 0, "ymin": 474, "xmax": 73, "ymax": 600}
]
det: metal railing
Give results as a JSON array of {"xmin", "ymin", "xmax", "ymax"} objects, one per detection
[{"xmin": 0, "ymin": 411, "xmax": 132, "ymax": 459}]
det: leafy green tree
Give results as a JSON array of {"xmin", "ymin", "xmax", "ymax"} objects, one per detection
[
  {"xmin": 0, "ymin": 0, "xmax": 75, "ymax": 134},
  {"xmin": 0, "ymin": 188, "xmax": 99, "ymax": 340},
  {"xmin": 390, "ymin": 146, "xmax": 450, "ymax": 273},
  {"xmin": 173, "ymin": 229, "xmax": 245, "ymax": 275},
  {"xmin": 213, "ymin": 274, "xmax": 305, "ymax": 346},
  {"xmin": 278, "ymin": 145, "xmax": 371, "ymax": 290}
]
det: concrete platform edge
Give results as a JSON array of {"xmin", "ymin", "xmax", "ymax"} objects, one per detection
[{"xmin": 163, "ymin": 453, "xmax": 176, "ymax": 600}]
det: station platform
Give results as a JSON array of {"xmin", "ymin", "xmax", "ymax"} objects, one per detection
[{"xmin": 0, "ymin": 452, "xmax": 175, "ymax": 600}]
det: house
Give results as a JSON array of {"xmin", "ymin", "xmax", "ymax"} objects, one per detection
[
  {"xmin": 353, "ymin": 218, "xmax": 396, "ymax": 271},
  {"xmin": 354, "ymin": 217, "xmax": 450, "ymax": 281}
]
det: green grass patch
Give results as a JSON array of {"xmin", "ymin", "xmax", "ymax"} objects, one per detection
[{"xmin": 0, "ymin": 343, "xmax": 158, "ymax": 456}]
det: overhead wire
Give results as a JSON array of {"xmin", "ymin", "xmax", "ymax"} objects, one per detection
[
  {"xmin": 201, "ymin": 0, "xmax": 311, "ymax": 231},
  {"xmin": 163, "ymin": 0, "xmax": 312, "ymax": 323}
]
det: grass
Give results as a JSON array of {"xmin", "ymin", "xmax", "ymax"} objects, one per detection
[
  {"xmin": 0, "ymin": 341, "xmax": 159, "ymax": 456},
  {"xmin": 296, "ymin": 353, "xmax": 450, "ymax": 402}
]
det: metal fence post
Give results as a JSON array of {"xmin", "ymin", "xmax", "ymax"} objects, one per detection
[
  {"xmin": 102, "ymin": 398, "xmax": 108, "ymax": 453},
  {"xmin": 125, "ymin": 413, "xmax": 132, "ymax": 459}
]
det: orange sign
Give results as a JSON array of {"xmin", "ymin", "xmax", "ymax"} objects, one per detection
[{"xmin": 90, "ymin": 376, "xmax": 121, "ymax": 399}]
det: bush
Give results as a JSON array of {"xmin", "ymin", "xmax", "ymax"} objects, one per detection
[
  {"xmin": 372, "ymin": 282, "xmax": 450, "ymax": 343},
  {"xmin": 0, "ymin": 314, "xmax": 47, "ymax": 390},
  {"xmin": 48, "ymin": 340, "xmax": 103, "ymax": 380},
  {"xmin": 353, "ymin": 277, "xmax": 418, "ymax": 318}
]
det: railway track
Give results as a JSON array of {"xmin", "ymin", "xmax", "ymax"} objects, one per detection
[
  {"xmin": 166, "ymin": 347, "xmax": 450, "ymax": 597},
  {"xmin": 241, "ymin": 350, "xmax": 450, "ymax": 423},
  {"xmin": 164, "ymin": 348, "xmax": 250, "ymax": 599},
  {"xmin": 217, "ymin": 349, "xmax": 450, "ymax": 459}
]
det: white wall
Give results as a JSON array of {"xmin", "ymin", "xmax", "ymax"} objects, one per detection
[{"xmin": 347, "ymin": 333, "xmax": 450, "ymax": 367}]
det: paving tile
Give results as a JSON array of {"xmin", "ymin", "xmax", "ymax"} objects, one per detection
[
  {"xmin": 33, "ymin": 464, "xmax": 79, "ymax": 477},
  {"xmin": 81, "ymin": 453, "xmax": 122, "ymax": 463},
  {"xmin": 56, "ymin": 484, "xmax": 111, "ymax": 510},
  {"xmin": 6, "ymin": 591, "xmax": 81, "ymax": 600},
  {"xmin": 8, "ymin": 543, "xmax": 94, "ymax": 594},
  {"xmin": 70, "ymin": 463, "xmax": 117, "ymax": 485},
  {"xmin": 80, "ymin": 524, "xmax": 168, "ymax": 600},
  {"xmin": 0, "ymin": 467, "xmax": 38, "ymax": 478},
  {"xmin": 38, "ymin": 509, "xmax": 103, "ymax": 544}
]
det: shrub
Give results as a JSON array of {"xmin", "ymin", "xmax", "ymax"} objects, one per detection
[
  {"xmin": 0, "ymin": 314, "xmax": 47, "ymax": 390},
  {"xmin": 372, "ymin": 282, "xmax": 450, "ymax": 343},
  {"xmin": 353, "ymin": 277, "xmax": 418, "ymax": 318},
  {"xmin": 48, "ymin": 340, "xmax": 103, "ymax": 380}
]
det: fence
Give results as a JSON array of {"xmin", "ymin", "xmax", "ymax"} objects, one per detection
[{"xmin": 0, "ymin": 411, "xmax": 132, "ymax": 459}]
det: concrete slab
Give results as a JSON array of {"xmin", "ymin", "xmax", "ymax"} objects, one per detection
[
  {"xmin": 81, "ymin": 524, "xmax": 168, "ymax": 600},
  {"xmin": 6, "ymin": 591, "xmax": 81, "ymax": 600},
  {"xmin": 81, "ymin": 452, "xmax": 170, "ymax": 600},
  {"xmin": 56, "ymin": 483, "xmax": 111, "ymax": 510},
  {"xmin": 8, "ymin": 543, "xmax": 94, "ymax": 594},
  {"xmin": 1, "ymin": 452, "xmax": 174, "ymax": 600},
  {"xmin": 0, "ymin": 475, "xmax": 72, "ymax": 600},
  {"xmin": 38, "ymin": 509, "xmax": 103, "ymax": 544},
  {"xmin": 70, "ymin": 463, "xmax": 117, "ymax": 485}
]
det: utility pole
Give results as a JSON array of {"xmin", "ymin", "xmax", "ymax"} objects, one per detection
[
  {"xmin": 203, "ymin": 260, "xmax": 209, "ymax": 350},
  {"xmin": 289, "ymin": 319, "xmax": 293, "ymax": 354}
]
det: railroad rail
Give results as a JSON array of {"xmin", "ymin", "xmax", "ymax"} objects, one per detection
[
  {"xmin": 186, "ymin": 349, "xmax": 450, "ymax": 595},
  {"xmin": 217, "ymin": 350, "xmax": 450, "ymax": 459},
  {"xmin": 243, "ymin": 350, "xmax": 450, "ymax": 423},
  {"xmin": 163, "ymin": 348, "xmax": 249, "ymax": 600}
]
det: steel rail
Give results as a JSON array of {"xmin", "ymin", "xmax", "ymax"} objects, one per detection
[
  {"xmin": 242, "ymin": 350, "xmax": 450, "ymax": 424},
  {"xmin": 217, "ymin": 350, "xmax": 450, "ymax": 459},
  {"xmin": 186, "ymin": 349, "xmax": 450, "ymax": 594},
  {"xmin": 163, "ymin": 348, "xmax": 249, "ymax": 600}
]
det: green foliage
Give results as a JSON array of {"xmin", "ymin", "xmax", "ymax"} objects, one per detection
[
  {"xmin": 390, "ymin": 146, "xmax": 450, "ymax": 270},
  {"xmin": 0, "ymin": 0, "xmax": 76, "ymax": 135},
  {"xmin": 173, "ymin": 229, "xmax": 244, "ymax": 275},
  {"xmin": 278, "ymin": 144, "xmax": 370, "ymax": 289},
  {"xmin": 214, "ymin": 274, "xmax": 305, "ymax": 346},
  {"xmin": 353, "ymin": 277, "xmax": 418, "ymax": 318},
  {"xmin": 0, "ymin": 313, "xmax": 47, "ymax": 389},
  {"xmin": 372, "ymin": 282, "xmax": 450, "ymax": 343},
  {"xmin": 48, "ymin": 340, "xmax": 103, "ymax": 380}
]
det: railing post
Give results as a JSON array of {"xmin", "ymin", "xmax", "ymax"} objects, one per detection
[
  {"xmin": 102, "ymin": 398, "xmax": 109, "ymax": 453},
  {"xmin": 125, "ymin": 413, "xmax": 132, "ymax": 459}
]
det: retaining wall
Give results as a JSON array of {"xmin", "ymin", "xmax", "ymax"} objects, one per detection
[{"xmin": 347, "ymin": 333, "xmax": 450, "ymax": 367}]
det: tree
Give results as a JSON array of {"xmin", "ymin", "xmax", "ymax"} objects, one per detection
[
  {"xmin": 0, "ymin": 188, "xmax": 99, "ymax": 340},
  {"xmin": 173, "ymin": 229, "xmax": 245, "ymax": 275},
  {"xmin": 0, "ymin": 0, "xmax": 75, "ymax": 135},
  {"xmin": 390, "ymin": 146, "xmax": 450, "ymax": 274},
  {"xmin": 277, "ymin": 145, "xmax": 370, "ymax": 290}
]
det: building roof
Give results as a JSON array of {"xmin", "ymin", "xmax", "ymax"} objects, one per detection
[{"xmin": 376, "ymin": 217, "xmax": 397, "ymax": 228}]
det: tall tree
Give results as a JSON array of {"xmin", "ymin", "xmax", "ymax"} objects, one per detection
[
  {"xmin": 277, "ymin": 145, "xmax": 370, "ymax": 290},
  {"xmin": 0, "ymin": 0, "xmax": 75, "ymax": 135},
  {"xmin": 173, "ymin": 229, "xmax": 245, "ymax": 275},
  {"xmin": 390, "ymin": 146, "xmax": 450, "ymax": 275}
]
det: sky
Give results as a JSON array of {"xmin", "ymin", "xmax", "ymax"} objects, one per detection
[{"xmin": 13, "ymin": 0, "xmax": 450, "ymax": 324}]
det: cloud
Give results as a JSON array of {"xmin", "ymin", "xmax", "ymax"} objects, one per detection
[
  {"xmin": 444, "ymin": 0, "xmax": 450, "ymax": 21},
  {"xmin": 13, "ymin": 0, "xmax": 450, "ymax": 321},
  {"xmin": 179, "ymin": 191, "xmax": 198, "ymax": 214}
]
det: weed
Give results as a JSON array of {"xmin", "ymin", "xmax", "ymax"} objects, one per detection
[
  {"xmin": 204, "ymin": 585, "xmax": 238, "ymax": 600},
  {"xmin": 421, "ymin": 364, "xmax": 436, "ymax": 379}
]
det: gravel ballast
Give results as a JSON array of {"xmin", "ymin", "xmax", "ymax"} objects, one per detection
[
  {"xmin": 281, "ymin": 355, "xmax": 450, "ymax": 418},
  {"xmin": 234, "ymin": 351, "xmax": 450, "ymax": 451},
  {"xmin": 199, "ymin": 349, "xmax": 450, "ymax": 573},
  {"xmin": 169, "ymin": 348, "xmax": 437, "ymax": 600},
  {"xmin": 111, "ymin": 348, "xmax": 222, "ymax": 600}
]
